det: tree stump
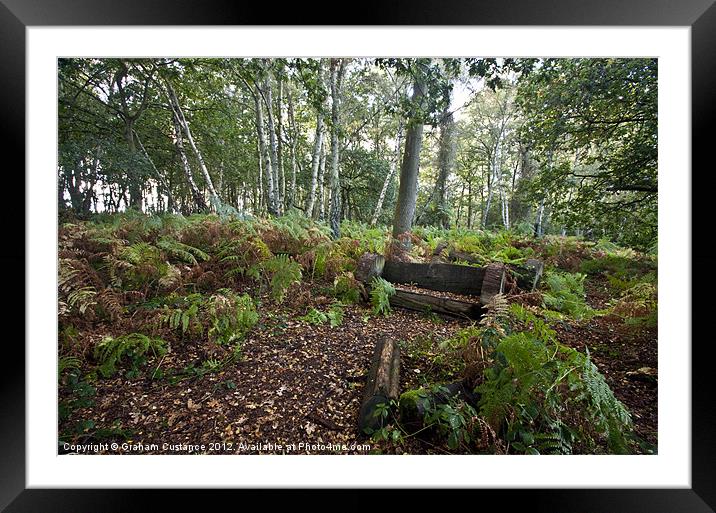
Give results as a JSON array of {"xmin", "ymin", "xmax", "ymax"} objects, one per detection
[
  {"xmin": 355, "ymin": 253, "xmax": 385, "ymax": 284},
  {"xmin": 358, "ymin": 337, "xmax": 400, "ymax": 435}
]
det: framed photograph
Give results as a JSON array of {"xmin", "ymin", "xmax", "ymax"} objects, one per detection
[{"xmin": 4, "ymin": 0, "xmax": 714, "ymax": 510}]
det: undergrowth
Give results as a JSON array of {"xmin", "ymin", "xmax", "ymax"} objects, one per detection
[{"xmin": 58, "ymin": 213, "xmax": 656, "ymax": 454}]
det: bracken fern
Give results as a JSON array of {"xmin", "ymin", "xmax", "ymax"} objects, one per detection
[
  {"xmin": 370, "ymin": 277, "xmax": 395, "ymax": 316},
  {"xmin": 94, "ymin": 333, "xmax": 167, "ymax": 378}
]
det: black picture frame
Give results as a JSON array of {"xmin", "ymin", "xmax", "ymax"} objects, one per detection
[{"xmin": 3, "ymin": 1, "xmax": 713, "ymax": 510}]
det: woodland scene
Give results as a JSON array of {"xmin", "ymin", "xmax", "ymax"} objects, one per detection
[{"xmin": 58, "ymin": 57, "xmax": 658, "ymax": 455}]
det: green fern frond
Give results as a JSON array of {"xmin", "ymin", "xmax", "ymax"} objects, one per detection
[
  {"xmin": 262, "ymin": 254, "xmax": 302, "ymax": 303},
  {"xmin": 156, "ymin": 237, "xmax": 209, "ymax": 265},
  {"xmin": 58, "ymin": 355, "xmax": 81, "ymax": 376},
  {"xmin": 370, "ymin": 277, "xmax": 395, "ymax": 316},
  {"xmin": 94, "ymin": 333, "xmax": 167, "ymax": 378}
]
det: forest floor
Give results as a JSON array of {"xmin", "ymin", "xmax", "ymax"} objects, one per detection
[
  {"xmin": 556, "ymin": 277, "xmax": 658, "ymax": 447},
  {"xmin": 58, "ymin": 214, "xmax": 658, "ymax": 455},
  {"xmin": 59, "ymin": 279, "xmax": 656, "ymax": 455}
]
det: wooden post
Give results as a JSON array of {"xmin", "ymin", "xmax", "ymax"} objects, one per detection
[
  {"xmin": 480, "ymin": 263, "xmax": 506, "ymax": 304},
  {"xmin": 358, "ymin": 337, "xmax": 400, "ymax": 434}
]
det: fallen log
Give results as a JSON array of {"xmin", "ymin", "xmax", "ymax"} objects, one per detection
[
  {"xmin": 382, "ymin": 261, "xmax": 485, "ymax": 296},
  {"xmin": 354, "ymin": 253, "xmax": 515, "ymax": 318},
  {"xmin": 389, "ymin": 288, "xmax": 483, "ymax": 319},
  {"xmin": 358, "ymin": 337, "xmax": 400, "ymax": 435}
]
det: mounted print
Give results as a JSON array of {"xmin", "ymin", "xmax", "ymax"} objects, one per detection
[{"xmin": 57, "ymin": 56, "xmax": 658, "ymax": 456}]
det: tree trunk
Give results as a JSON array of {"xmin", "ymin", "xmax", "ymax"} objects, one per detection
[
  {"xmin": 496, "ymin": 139, "xmax": 511, "ymax": 230},
  {"xmin": 534, "ymin": 150, "xmax": 553, "ymax": 238},
  {"xmin": 316, "ymin": 140, "xmax": 326, "ymax": 220},
  {"xmin": 134, "ymin": 129, "xmax": 173, "ymax": 213},
  {"xmin": 253, "ymin": 75, "xmax": 279, "ymax": 216},
  {"xmin": 370, "ymin": 119, "xmax": 403, "ymax": 226},
  {"xmin": 256, "ymin": 137, "xmax": 264, "ymax": 215},
  {"xmin": 456, "ymin": 181, "xmax": 465, "ymax": 228},
  {"xmin": 435, "ymin": 106, "xmax": 456, "ymax": 229},
  {"xmin": 467, "ymin": 180, "xmax": 472, "ymax": 230},
  {"xmin": 171, "ymin": 114, "xmax": 207, "ymax": 213},
  {"xmin": 286, "ymin": 86, "xmax": 298, "ymax": 210},
  {"xmin": 262, "ymin": 65, "xmax": 282, "ymax": 215},
  {"xmin": 306, "ymin": 60, "xmax": 327, "ymax": 218},
  {"xmin": 124, "ymin": 119, "xmax": 143, "ymax": 211},
  {"xmin": 328, "ymin": 58, "xmax": 345, "ymax": 239},
  {"xmin": 391, "ymin": 66, "xmax": 426, "ymax": 253},
  {"xmin": 534, "ymin": 197, "xmax": 546, "ymax": 237},
  {"xmin": 483, "ymin": 145, "xmax": 499, "ymax": 229},
  {"xmin": 276, "ymin": 77, "xmax": 285, "ymax": 209},
  {"xmin": 371, "ymin": 120, "xmax": 403, "ymax": 226},
  {"xmin": 58, "ymin": 173, "xmax": 66, "ymax": 211},
  {"xmin": 165, "ymin": 80, "xmax": 221, "ymax": 210}
]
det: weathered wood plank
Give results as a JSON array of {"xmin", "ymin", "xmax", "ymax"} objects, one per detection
[
  {"xmin": 430, "ymin": 245, "xmax": 544, "ymax": 292},
  {"xmin": 382, "ymin": 261, "xmax": 485, "ymax": 296},
  {"xmin": 358, "ymin": 337, "xmax": 400, "ymax": 434},
  {"xmin": 389, "ymin": 289, "xmax": 483, "ymax": 319},
  {"xmin": 480, "ymin": 263, "xmax": 506, "ymax": 304}
]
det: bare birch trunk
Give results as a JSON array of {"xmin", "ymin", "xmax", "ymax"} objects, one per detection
[
  {"xmin": 262, "ymin": 65, "xmax": 282, "ymax": 215},
  {"xmin": 165, "ymin": 80, "xmax": 221, "ymax": 210},
  {"xmin": 534, "ymin": 150, "xmax": 553, "ymax": 238},
  {"xmin": 371, "ymin": 120, "xmax": 403, "ymax": 226},
  {"xmin": 534, "ymin": 197, "xmax": 545, "ymax": 238},
  {"xmin": 306, "ymin": 61, "xmax": 327, "ymax": 217},
  {"xmin": 286, "ymin": 86, "xmax": 298, "ymax": 210},
  {"xmin": 256, "ymin": 137, "xmax": 264, "ymax": 214},
  {"xmin": 276, "ymin": 77, "xmax": 285, "ymax": 209},
  {"xmin": 134, "ymin": 129, "xmax": 173, "ymax": 213},
  {"xmin": 316, "ymin": 141, "xmax": 326, "ymax": 220},
  {"xmin": 253, "ymin": 81, "xmax": 278, "ymax": 216},
  {"xmin": 467, "ymin": 180, "xmax": 473, "ymax": 229},
  {"xmin": 328, "ymin": 58, "xmax": 345, "ymax": 239},
  {"xmin": 171, "ymin": 114, "xmax": 207, "ymax": 213},
  {"xmin": 482, "ymin": 154, "xmax": 495, "ymax": 229}
]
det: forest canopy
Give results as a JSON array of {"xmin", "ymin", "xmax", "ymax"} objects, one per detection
[{"xmin": 58, "ymin": 57, "xmax": 657, "ymax": 249}]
